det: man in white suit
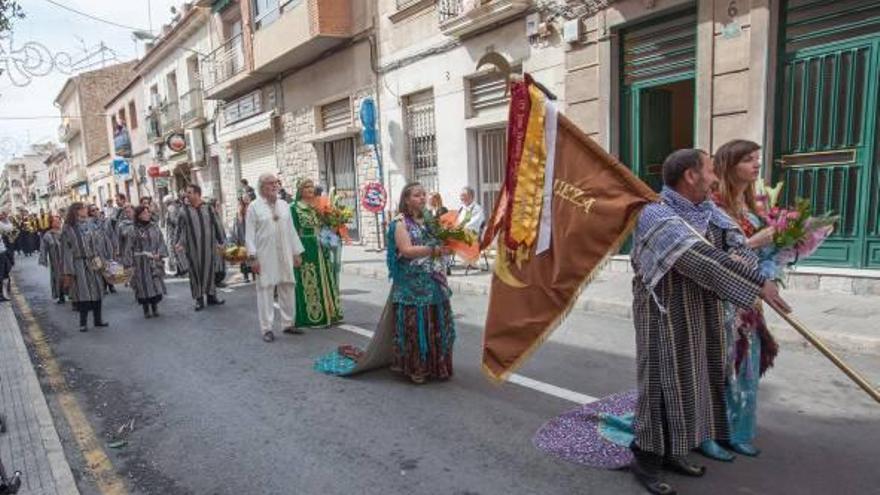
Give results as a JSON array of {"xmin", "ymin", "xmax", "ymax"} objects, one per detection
[
  {"xmin": 245, "ymin": 173, "xmax": 305, "ymax": 342},
  {"xmin": 456, "ymin": 186, "xmax": 485, "ymax": 235}
]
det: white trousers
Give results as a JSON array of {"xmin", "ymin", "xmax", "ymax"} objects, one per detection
[{"xmin": 256, "ymin": 282, "xmax": 295, "ymax": 334}]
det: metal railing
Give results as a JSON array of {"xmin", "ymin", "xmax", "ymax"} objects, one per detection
[
  {"xmin": 57, "ymin": 121, "xmax": 79, "ymax": 142},
  {"xmin": 146, "ymin": 110, "xmax": 162, "ymax": 142},
  {"xmin": 180, "ymin": 88, "xmax": 205, "ymax": 126},
  {"xmin": 201, "ymin": 33, "xmax": 245, "ymax": 90},
  {"xmin": 160, "ymin": 101, "xmax": 181, "ymax": 134},
  {"xmin": 438, "ymin": 0, "xmax": 465, "ymax": 22}
]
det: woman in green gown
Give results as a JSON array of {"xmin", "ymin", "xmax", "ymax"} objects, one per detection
[{"xmin": 291, "ymin": 179, "xmax": 343, "ymax": 327}]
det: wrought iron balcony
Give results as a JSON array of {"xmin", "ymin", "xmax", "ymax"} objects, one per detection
[
  {"xmin": 160, "ymin": 101, "xmax": 181, "ymax": 134},
  {"xmin": 64, "ymin": 166, "xmax": 87, "ymax": 187},
  {"xmin": 180, "ymin": 88, "xmax": 206, "ymax": 127},
  {"xmin": 438, "ymin": 0, "xmax": 531, "ymax": 38},
  {"xmin": 201, "ymin": 33, "xmax": 245, "ymax": 91},
  {"xmin": 57, "ymin": 120, "xmax": 80, "ymax": 142},
  {"xmin": 146, "ymin": 109, "xmax": 163, "ymax": 143}
]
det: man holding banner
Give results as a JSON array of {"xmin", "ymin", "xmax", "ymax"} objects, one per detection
[{"xmin": 627, "ymin": 149, "xmax": 790, "ymax": 494}]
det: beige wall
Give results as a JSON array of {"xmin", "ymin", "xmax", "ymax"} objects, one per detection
[
  {"xmin": 106, "ymin": 80, "xmax": 149, "ymax": 158},
  {"xmin": 564, "ymin": 0, "xmax": 772, "ymax": 157}
]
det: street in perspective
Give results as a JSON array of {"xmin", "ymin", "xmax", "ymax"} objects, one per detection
[{"xmin": 1, "ymin": 1, "xmax": 879, "ymax": 495}]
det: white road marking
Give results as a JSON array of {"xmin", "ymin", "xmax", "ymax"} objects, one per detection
[{"xmin": 335, "ymin": 323, "xmax": 597, "ymax": 405}]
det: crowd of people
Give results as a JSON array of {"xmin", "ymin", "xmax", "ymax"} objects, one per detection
[{"xmin": 0, "ymin": 138, "xmax": 790, "ymax": 493}]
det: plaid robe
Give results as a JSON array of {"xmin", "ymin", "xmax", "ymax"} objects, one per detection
[
  {"xmin": 175, "ymin": 203, "xmax": 224, "ymax": 300},
  {"xmin": 61, "ymin": 224, "xmax": 105, "ymax": 305},
  {"xmin": 39, "ymin": 231, "xmax": 64, "ymax": 299},
  {"xmin": 124, "ymin": 222, "xmax": 168, "ymax": 302},
  {"xmin": 631, "ymin": 225, "xmax": 764, "ymax": 457}
]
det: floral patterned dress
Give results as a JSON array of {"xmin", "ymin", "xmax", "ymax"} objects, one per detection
[
  {"xmin": 714, "ymin": 197, "xmax": 779, "ymax": 445},
  {"xmin": 388, "ymin": 215, "xmax": 456, "ymax": 382}
]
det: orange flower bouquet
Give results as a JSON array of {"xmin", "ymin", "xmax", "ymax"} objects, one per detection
[{"xmin": 428, "ymin": 211, "xmax": 481, "ymax": 264}]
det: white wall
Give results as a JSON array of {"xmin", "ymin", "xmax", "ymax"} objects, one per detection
[
  {"xmin": 141, "ymin": 22, "xmax": 216, "ymax": 120},
  {"xmin": 377, "ymin": 18, "xmax": 566, "ymax": 212}
]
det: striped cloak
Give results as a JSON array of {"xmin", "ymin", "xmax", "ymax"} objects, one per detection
[
  {"xmin": 175, "ymin": 203, "xmax": 224, "ymax": 300},
  {"xmin": 60, "ymin": 224, "xmax": 105, "ymax": 305},
  {"xmin": 39, "ymin": 230, "xmax": 64, "ymax": 299},
  {"xmin": 124, "ymin": 222, "xmax": 168, "ymax": 303}
]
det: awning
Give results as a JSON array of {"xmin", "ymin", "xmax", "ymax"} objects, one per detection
[{"xmin": 218, "ymin": 110, "xmax": 275, "ymax": 142}]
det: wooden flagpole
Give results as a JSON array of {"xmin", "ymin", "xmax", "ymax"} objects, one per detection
[{"xmin": 766, "ymin": 301, "xmax": 880, "ymax": 404}]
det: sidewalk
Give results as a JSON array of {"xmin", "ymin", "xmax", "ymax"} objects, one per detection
[
  {"xmin": 0, "ymin": 303, "xmax": 79, "ymax": 495},
  {"xmin": 342, "ymin": 246, "xmax": 880, "ymax": 355}
]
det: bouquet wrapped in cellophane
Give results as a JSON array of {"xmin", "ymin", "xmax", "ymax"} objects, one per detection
[
  {"xmin": 755, "ymin": 181, "xmax": 838, "ymax": 283},
  {"xmin": 315, "ymin": 189, "xmax": 354, "ymax": 249},
  {"xmin": 425, "ymin": 210, "xmax": 480, "ymax": 264}
]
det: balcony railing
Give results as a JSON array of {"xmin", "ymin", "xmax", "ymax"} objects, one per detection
[
  {"xmin": 160, "ymin": 101, "xmax": 181, "ymax": 134},
  {"xmin": 180, "ymin": 88, "xmax": 206, "ymax": 126},
  {"xmin": 202, "ymin": 33, "xmax": 245, "ymax": 90},
  {"xmin": 438, "ymin": 0, "xmax": 531, "ymax": 37},
  {"xmin": 146, "ymin": 110, "xmax": 163, "ymax": 143},
  {"xmin": 64, "ymin": 167, "xmax": 87, "ymax": 187},
  {"xmin": 57, "ymin": 121, "xmax": 80, "ymax": 142}
]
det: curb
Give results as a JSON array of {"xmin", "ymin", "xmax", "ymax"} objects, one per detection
[
  {"xmin": 0, "ymin": 304, "xmax": 81, "ymax": 495},
  {"xmin": 341, "ymin": 263, "xmax": 880, "ymax": 356}
]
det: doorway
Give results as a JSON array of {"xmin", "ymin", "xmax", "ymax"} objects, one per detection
[
  {"xmin": 475, "ymin": 127, "xmax": 507, "ymax": 212},
  {"xmin": 321, "ymin": 138, "xmax": 360, "ymax": 241},
  {"xmin": 619, "ymin": 8, "xmax": 697, "ymax": 191}
]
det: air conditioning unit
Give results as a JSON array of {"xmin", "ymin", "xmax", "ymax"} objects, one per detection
[{"xmin": 563, "ymin": 19, "xmax": 583, "ymax": 43}]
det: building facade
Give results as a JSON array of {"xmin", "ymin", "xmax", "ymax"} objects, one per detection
[
  {"xmin": 201, "ymin": 0, "xmax": 380, "ymax": 240},
  {"xmin": 134, "ymin": 4, "xmax": 218, "ymax": 208},
  {"xmin": 54, "ymin": 61, "xmax": 138, "ymax": 207},
  {"xmin": 44, "ymin": 148, "xmax": 69, "ymax": 212},
  {"xmin": 1, "ymin": 144, "xmax": 54, "ymax": 213},
  {"xmin": 562, "ymin": 0, "xmax": 880, "ymax": 268},
  {"xmin": 105, "ymin": 76, "xmax": 150, "ymax": 205},
  {"xmin": 376, "ymin": 0, "xmax": 566, "ymax": 223}
]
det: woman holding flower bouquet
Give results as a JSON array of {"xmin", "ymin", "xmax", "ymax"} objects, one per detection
[
  {"xmin": 387, "ymin": 182, "xmax": 456, "ymax": 383},
  {"xmin": 290, "ymin": 179, "xmax": 343, "ymax": 328},
  {"xmin": 703, "ymin": 139, "xmax": 780, "ymax": 460}
]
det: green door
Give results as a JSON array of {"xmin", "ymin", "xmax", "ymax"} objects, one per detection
[
  {"xmin": 776, "ymin": 0, "xmax": 880, "ymax": 267},
  {"xmin": 620, "ymin": 8, "xmax": 697, "ymax": 192}
]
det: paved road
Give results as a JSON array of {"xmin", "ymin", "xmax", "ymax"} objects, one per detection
[{"xmin": 9, "ymin": 255, "xmax": 880, "ymax": 495}]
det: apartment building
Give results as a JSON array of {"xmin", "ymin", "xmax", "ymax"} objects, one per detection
[{"xmin": 54, "ymin": 61, "xmax": 138, "ymax": 207}]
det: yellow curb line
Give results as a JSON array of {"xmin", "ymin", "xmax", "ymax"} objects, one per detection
[{"xmin": 11, "ymin": 281, "xmax": 129, "ymax": 495}]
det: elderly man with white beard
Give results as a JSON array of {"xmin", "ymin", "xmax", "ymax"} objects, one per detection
[{"xmin": 245, "ymin": 173, "xmax": 305, "ymax": 342}]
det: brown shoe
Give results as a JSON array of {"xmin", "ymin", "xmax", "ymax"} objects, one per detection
[{"xmin": 282, "ymin": 326, "xmax": 304, "ymax": 335}]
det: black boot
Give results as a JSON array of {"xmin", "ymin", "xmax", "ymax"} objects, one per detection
[
  {"xmin": 194, "ymin": 297, "xmax": 205, "ymax": 311},
  {"xmin": 93, "ymin": 304, "xmax": 108, "ymax": 327},
  {"xmin": 663, "ymin": 456, "xmax": 706, "ymax": 477},
  {"xmin": 78, "ymin": 310, "xmax": 88, "ymax": 332},
  {"xmin": 206, "ymin": 294, "xmax": 225, "ymax": 306},
  {"xmin": 143, "ymin": 304, "xmax": 152, "ymax": 319},
  {"xmin": 150, "ymin": 302, "xmax": 159, "ymax": 317},
  {"xmin": 630, "ymin": 443, "xmax": 676, "ymax": 495}
]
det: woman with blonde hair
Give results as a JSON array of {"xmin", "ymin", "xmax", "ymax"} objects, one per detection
[
  {"xmin": 702, "ymin": 139, "xmax": 779, "ymax": 461},
  {"xmin": 290, "ymin": 179, "xmax": 342, "ymax": 328}
]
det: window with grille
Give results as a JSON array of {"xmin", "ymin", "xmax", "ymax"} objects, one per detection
[
  {"xmin": 320, "ymin": 97, "xmax": 352, "ymax": 132},
  {"xmin": 405, "ymin": 89, "xmax": 438, "ymax": 193}
]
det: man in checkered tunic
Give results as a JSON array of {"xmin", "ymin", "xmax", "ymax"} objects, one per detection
[{"xmin": 628, "ymin": 149, "xmax": 790, "ymax": 495}]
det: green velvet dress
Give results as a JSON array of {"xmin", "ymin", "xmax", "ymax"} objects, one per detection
[{"xmin": 291, "ymin": 200, "xmax": 342, "ymax": 327}]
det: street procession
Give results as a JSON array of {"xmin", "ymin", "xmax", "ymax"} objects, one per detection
[{"xmin": 0, "ymin": 1, "xmax": 878, "ymax": 494}]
